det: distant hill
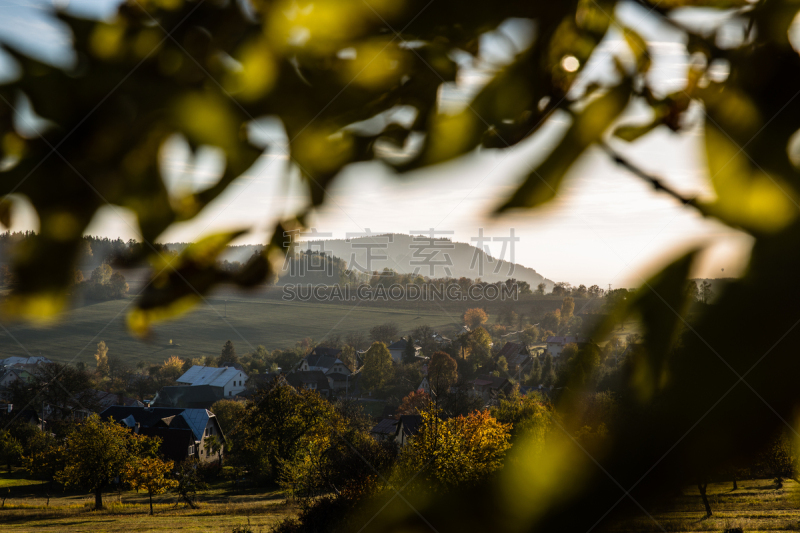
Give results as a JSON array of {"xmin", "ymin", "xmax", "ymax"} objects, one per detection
[
  {"xmin": 296, "ymin": 233, "xmax": 554, "ymax": 288},
  {"xmin": 165, "ymin": 233, "xmax": 554, "ymax": 288}
]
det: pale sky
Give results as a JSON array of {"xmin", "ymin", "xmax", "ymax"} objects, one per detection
[{"xmin": 0, "ymin": 0, "xmax": 757, "ymax": 287}]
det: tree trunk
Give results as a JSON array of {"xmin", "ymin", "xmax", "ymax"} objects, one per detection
[
  {"xmin": 149, "ymin": 492, "xmax": 153, "ymax": 515},
  {"xmin": 94, "ymin": 487, "xmax": 103, "ymax": 510},
  {"xmin": 698, "ymin": 483, "xmax": 712, "ymax": 517},
  {"xmin": 732, "ymin": 474, "xmax": 737, "ymax": 490}
]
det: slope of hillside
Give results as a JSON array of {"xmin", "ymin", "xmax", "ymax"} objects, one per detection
[{"xmin": 180, "ymin": 233, "xmax": 553, "ymax": 289}]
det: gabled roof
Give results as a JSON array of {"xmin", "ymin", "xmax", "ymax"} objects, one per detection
[
  {"xmin": 0, "ymin": 356, "xmax": 51, "ymax": 366},
  {"xmin": 177, "ymin": 365, "xmax": 247, "ymax": 387},
  {"xmin": 371, "ymin": 418, "xmax": 399, "ymax": 436},
  {"xmin": 304, "ymin": 353, "xmax": 339, "ymax": 370},
  {"xmin": 100, "ymin": 406, "xmax": 214, "ymax": 441},
  {"xmin": 0, "ymin": 367, "xmax": 30, "ymax": 381},
  {"xmin": 326, "ymin": 372, "xmax": 351, "ymax": 382},
  {"xmin": 473, "ymin": 375, "xmax": 510, "ymax": 390},
  {"xmin": 388, "ymin": 339, "xmax": 420, "ymax": 351},
  {"xmin": 507, "ymin": 352, "xmax": 532, "ymax": 369},
  {"xmin": 87, "ymin": 389, "xmax": 142, "ymax": 408},
  {"xmin": 398, "ymin": 414, "xmax": 422, "ymax": 437},
  {"xmin": 498, "ymin": 342, "xmax": 528, "ymax": 358},
  {"xmin": 308, "ymin": 346, "xmax": 342, "ymax": 359},
  {"xmin": 387, "ymin": 339, "xmax": 408, "ymax": 350}
]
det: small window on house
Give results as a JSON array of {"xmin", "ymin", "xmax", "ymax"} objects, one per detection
[
  {"xmin": 188, "ymin": 445, "xmax": 194, "ymax": 455},
  {"xmin": 229, "ymin": 391, "xmax": 232, "ymax": 396}
]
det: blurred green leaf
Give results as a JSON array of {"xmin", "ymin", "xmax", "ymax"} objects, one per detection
[
  {"xmin": 497, "ymin": 79, "xmax": 632, "ymax": 212},
  {"xmin": 613, "ymin": 119, "xmax": 661, "ymax": 142},
  {"xmin": 0, "ymin": 198, "xmax": 11, "ymax": 229},
  {"xmin": 128, "ymin": 230, "xmax": 247, "ymax": 337},
  {"xmin": 622, "ymin": 27, "xmax": 651, "ymax": 73}
]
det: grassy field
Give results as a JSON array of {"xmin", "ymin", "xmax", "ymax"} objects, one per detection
[
  {"xmin": 0, "ymin": 470, "xmax": 294, "ymax": 532},
  {"xmin": 610, "ymin": 478, "xmax": 800, "ymax": 532},
  {"xmin": 0, "ymin": 294, "xmax": 466, "ymax": 367},
  {"xmin": 1, "ymin": 471, "xmax": 798, "ymax": 532}
]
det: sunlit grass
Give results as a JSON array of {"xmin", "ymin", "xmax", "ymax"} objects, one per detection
[
  {"xmin": 0, "ymin": 470, "xmax": 295, "ymax": 532},
  {"xmin": 608, "ymin": 479, "xmax": 800, "ymax": 532}
]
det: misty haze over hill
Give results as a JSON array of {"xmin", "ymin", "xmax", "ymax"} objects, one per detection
[
  {"xmin": 297, "ymin": 234, "xmax": 554, "ymax": 288},
  {"xmin": 165, "ymin": 233, "xmax": 554, "ymax": 288}
]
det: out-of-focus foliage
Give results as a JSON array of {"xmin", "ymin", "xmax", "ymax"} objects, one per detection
[{"xmin": 7, "ymin": 0, "xmax": 800, "ymax": 531}]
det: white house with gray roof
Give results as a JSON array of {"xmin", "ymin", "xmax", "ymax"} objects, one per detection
[{"xmin": 176, "ymin": 365, "xmax": 248, "ymax": 398}]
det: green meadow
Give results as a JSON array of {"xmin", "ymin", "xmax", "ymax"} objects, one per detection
[{"xmin": 0, "ymin": 294, "xmax": 464, "ymax": 367}]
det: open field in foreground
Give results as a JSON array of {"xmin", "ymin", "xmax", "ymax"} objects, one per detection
[
  {"xmin": 0, "ymin": 472, "xmax": 798, "ymax": 532},
  {"xmin": 609, "ymin": 478, "xmax": 800, "ymax": 532},
  {"xmin": 0, "ymin": 470, "xmax": 294, "ymax": 532}
]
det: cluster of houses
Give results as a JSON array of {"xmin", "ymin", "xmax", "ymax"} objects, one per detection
[
  {"xmin": 100, "ymin": 405, "xmax": 225, "ymax": 465},
  {"xmin": 0, "ymin": 330, "xmax": 591, "ymax": 461},
  {"xmin": 0, "ymin": 356, "xmax": 51, "ymax": 393}
]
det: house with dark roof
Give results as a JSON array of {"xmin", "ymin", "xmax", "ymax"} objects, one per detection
[
  {"xmin": 471, "ymin": 375, "xmax": 513, "ymax": 402},
  {"xmin": 100, "ymin": 406, "xmax": 224, "ymax": 464},
  {"xmin": 286, "ymin": 371, "xmax": 331, "ymax": 397},
  {"xmin": 247, "ymin": 372, "xmax": 289, "ymax": 391},
  {"xmin": 497, "ymin": 342, "xmax": 533, "ymax": 375},
  {"xmin": 545, "ymin": 336, "xmax": 589, "ymax": 357},
  {"xmin": 370, "ymin": 415, "xmax": 422, "ymax": 446},
  {"xmin": 152, "ymin": 385, "xmax": 224, "ymax": 409},
  {"xmin": 308, "ymin": 346, "xmax": 343, "ymax": 359},
  {"xmin": 297, "ymin": 347, "xmax": 352, "ymax": 376},
  {"xmin": 87, "ymin": 389, "xmax": 143, "ymax": 410},
  {"xmin": 387, "ymin": 339, "xmax": 421, "ymax": 362}
]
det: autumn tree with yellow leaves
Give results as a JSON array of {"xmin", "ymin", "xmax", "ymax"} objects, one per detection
[
  {"xmin": 54, "ymin": 414, "xmax": 161, "ymax": 510},
  {"xmin": 94, "ymin": 341, "xmax": 109, "ymax": 378},
  {"xmin": 160, "ymin": 355, "xmax": 185, "ymax": 382},
  {"xmin": 393, "ymin": 408, "xmax": 512, "ymax": 491},
  {"xmin": 123, "ymin": 456, "xmax": 178, "ymax": 515},
  {"xmin": 463, "ymin": 308, "xmax": 489, "ymax": 330}
]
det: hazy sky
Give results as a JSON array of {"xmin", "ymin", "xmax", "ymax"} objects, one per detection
[{"xmin": 0, "ymin": 0, "xmax": 756, "ymax": 287}]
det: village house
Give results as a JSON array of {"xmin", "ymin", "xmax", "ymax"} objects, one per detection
[
  {"xmin": 387, "ymin": 338, "xmax": 421, "ymax": 363},
  {"xmin": 325, "ymin": 372, "xmax": 358, "ymax": 396},
  {"xmin": 0, "ymin": 367, "xmax": 32, "ymax": 390},
  {"xmin": 0, "ymin": 356, "xmax": 52, "ymax": 367},
  {"xmin": 152, "ymin": 385, "xmax": 223, "ymax": 409},
  {"xmin": 471, "ymin": 374, "xmax": 513, "ymax": 402},
  {"xmin": 176, "ymin": 365, "xmax": 248, "ymax": 398},
  {"xmin": 286, "ymin": 370, "xmax": 331, "ymax": 397},
  {"xmin": 101, "ymin": 406, "xmax": 225, "ymax": 464},
  {"xmin": 545, "ymin": 336, "xmax": 589, "ymax": 358},
  {"xmin": 87, "ymin": 389, "xmax": 143, "ymax": 410},
  {"xmin": 432, "ymin": 332, "xmax": 451, "ymax": 346},
  {"xmin": 370, "ymin": 415, "xmax": 422, "ymax": 446},
  {"xmin": 297, "ymin": 347, "xmax": 352, "ymax": 375},
  {"xmin": 417, "ymin": 376, "xmax": 431, "ymax": 395},
  {"xmin": 496, "ymin": 342, "xmax": 533, "ymax": 376}
]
